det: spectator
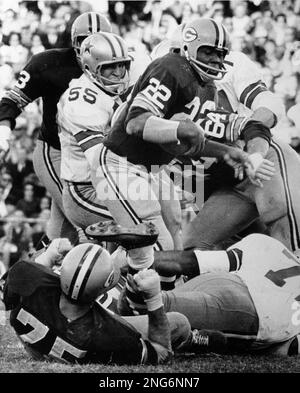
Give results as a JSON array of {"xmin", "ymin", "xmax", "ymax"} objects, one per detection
[
  {"xmin": 231, "ymin": 1, "xmax": 251, "ymax": 38},
  {"xmin": 16, "ymin": 182, "xmax": 40, "ymax": 218},
  {"xmin": 1, "ymin": 9, "xmax": 20, "ymax": 39},
  {"xmin": 0, "ymin": 184, "xmax": 8, "ymax": 218},
  {"xmin": 20, "ymin": 25, "xmax": 33, "ymax": 50},
  {"xmin": 1, "ymin": 209, "xmax": 33, "ymax": 268},
  {"xmin": 31, "ymin": 207, "xmax": 51, "ymax": 250},
  {"xmin": 0, "ymin": 170, "xmax": 17, "ymax": 209},
  {"xmin": 5, "ymin": 145, "xmax": 35, "ymax": 201},
  {"xmin": 273, "ymin": 13, "xmax": 288, "ymax": 47},
  {"xmin": 29, "ymin": 33, "xmax": 46, "ymax": 56},
  {"xmin": 0, "ymin": 31, "xmax": 29, "ymax": 75},
  {"xmin": 0, "ymin": 53, "xmax": 15, "ymax": 96}
]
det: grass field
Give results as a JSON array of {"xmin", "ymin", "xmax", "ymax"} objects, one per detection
[{"xmin": 1, "ymin": 312, "xmax": 300, "ymax": 374}]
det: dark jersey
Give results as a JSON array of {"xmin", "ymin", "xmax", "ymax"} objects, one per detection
[
  {"xmin": 3, "ymin": 261, "xmax": 156, "ymax": 365},
  {"xmin": 0, "ymin": 48, "xmax": 82, "ymax": 150},
  {"xmin": 104, "ymin": 53, "xmax": 218, "ymax": 170}
]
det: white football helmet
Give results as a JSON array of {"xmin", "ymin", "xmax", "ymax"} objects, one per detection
[
  {"xmin": 60, "ymin": 243, "xmax": 120, "ymax": 304},
  {"xmin": 71, "ymin": 12, "xmax": 112, "ymax": 61},
  {"xmin": 80, "ymin": 32, "xmax": 132, "ymax": 95},
  {"xmin": 181, "ymin": 18, "xmax": 230, "ymax": 81}
]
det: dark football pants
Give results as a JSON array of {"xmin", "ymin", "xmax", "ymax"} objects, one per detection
[{"xmin": 183, "ymin": 138, "xmax": 300, "ymax": 254}]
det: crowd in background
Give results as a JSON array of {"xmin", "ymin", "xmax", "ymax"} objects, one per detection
[{"xmin": 0, "ymin": 0, "xmax": 300, "ymax": 269}]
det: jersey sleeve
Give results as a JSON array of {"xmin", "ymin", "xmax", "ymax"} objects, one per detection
[
  {"xmin": 90, "ymin": 304, "xmax": 159, "ymax": 365},
  {"xmin": 3, "ymin": 261, "xmax": 59, "ymax": 309},
  {"xmin": 0, "ymin": 54, "xmax": 45, "ymax": 127},
  {"xmin": 126, "ymin": 59, "xmax": 180, "ymax": 121},
  {"xmin": 231, "ymin": 52, "xmax": 268, "ymax": 110}
]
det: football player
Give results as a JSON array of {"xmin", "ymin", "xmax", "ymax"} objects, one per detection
[
  {"xmin": 151, "ymin": 19, "xmax": 300, "ymax": 255},
  {"xmin": 102, "ymin": 226, "xmax": 297, "ymax": 356},
  {"xmin": 154, "ymin": 233, "xmax": 300, "ymax": 355},
  {"xmin": 3, "ymin": 230, "xmax": 226, "ymax": 364},
  {"xmin": 0, "ymin": 12, "xmax": 112, "ymax": 243},
  {"xmin": 92, "ymin": 17, "xmax": 274, "ymax": 315},
  {"xmin": 57, "ymin": 32, "xmax": 132, "ymax": 230}
]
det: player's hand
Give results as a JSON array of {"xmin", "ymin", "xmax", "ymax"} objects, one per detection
[
  {"xmin": 133, "ymin": 269, "xmax": 163, "ymax": 311},
  {"xmin": 133, "ymin": 268, "xmax": 161, "ymax": 299},
  {"xmin": 177, "ymin": 119, "xmax": 206, "ymax": 158},
  {"xmin": 223, "ymin": 148, "xmax": 249, "ymax": 181},
  {"xmin": 245, "ymin": 153, "xmax": 275, "ymax": 188},
  {"xmin": 46, "ymin": 238, "xmax": 73, "ymax": 264}
]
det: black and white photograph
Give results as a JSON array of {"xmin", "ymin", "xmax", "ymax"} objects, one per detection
[{"xmin": 0, "ymin": 0, "xmax": 300, "ymax": 380}]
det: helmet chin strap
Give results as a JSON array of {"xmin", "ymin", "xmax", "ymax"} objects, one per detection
[{"xmin": 184, "ymin": 47, "xmax": 227, "ymax": 81}]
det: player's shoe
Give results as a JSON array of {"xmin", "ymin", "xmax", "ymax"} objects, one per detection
[
  {"xmin": 85, "ymin": 220, "xmax": 159, "ymax": 249},
  {"xmin": 185, "ymin": 329, "xmax": 229, "ymax": 354}
]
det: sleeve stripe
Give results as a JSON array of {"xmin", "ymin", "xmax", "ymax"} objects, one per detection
[
  {"xmin": 239, "ymin": 81, "xmax": 267, "ymax": 108},
  {"xmin": 80, "ymin": 137, "xmax": 103, "ymax": 152},
  {"xmin": 226, "ymin": 248, "xmax": 243, "ymax": 271},
  {"xmin": 132, "ymin": 94, "xmax": 163, "ymax": 117},
  {"xmin": 75, "ymin": 129, "xmax": 104, "ymax": 142},
  {"xmin": 4, "ymin": 89, "xmax": 31, "ymax": 109},
  {"xmin": 244, "ymin": 86, "xmax": 268, "ymax": 109}
]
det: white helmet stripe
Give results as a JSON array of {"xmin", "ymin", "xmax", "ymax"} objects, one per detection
[
  {"xmin": 71, "ymin": 245, "xmax": 100, "ymax": 300},
  {"xmin": 215, "ymin": 20, "xmax": 224, "ymax": 48},
  {"xmin": 210, "ymin": 19, "xmax": 224, "ymax": 49},
  {"xmin": 91, "ymin": 12, "xmax": 98, "ymax": 33}
]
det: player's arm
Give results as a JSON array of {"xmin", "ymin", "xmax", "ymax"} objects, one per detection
[
  {"xmin": 0, "ymin": 54, "xmax": 43, "ymax": 157},
  {"xmin": 35, "ymin": 238, "xmax": 72, "ymax": 268},
  {"xmin": 153, "ymin": 248, "xmax": 243, "ymax": 278},
  {"xmin": 130, "ymin": 269, "xmax": 173, "ymax": 363},
  {"xmin": 124, "ymin": 63, "xmax": 207, "ymax": 158},
  {"xmin": 233, "ymin": 51, "xmax": 285, "ymax": 128}
]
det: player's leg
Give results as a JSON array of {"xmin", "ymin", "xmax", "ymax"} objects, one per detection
[
  {"xmin": 91, "ymin": 145, "xmax": 175, "ymax": 313},
  {"xmin": 62, "ymin": 181, "xmax": 112, "ymax": 229},
  {"xmin": 155, "ymin": 170, "xmax": 183, "ymax": 250},
  {"xmin": 124, "ymin": 312, "xmax": 191, "ymax": 353},
  {"xmin": 252, "ymin": 139, "xmax": 300, "ymax": 254},
  {"xmin": 32, "ymin": 140, "xmax": 78, "ymax": 243},
  {"xmin": 183, "ymin": 188, "xmax": 259, "ymax": 250},
  {"xmin": 162, "ymin": 273, "xmax": 259, "ymax": 340}
]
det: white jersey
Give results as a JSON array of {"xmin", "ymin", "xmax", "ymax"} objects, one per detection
[
  {"xmin": 57, "ymin": 74, "xmax": 117, "ymax": 182},
  {"xmin": 228, "ymin": 234, "xmax": 300, "ymax": 345},
  {"xmin": 215, "ymin": 51, "xmax": 268, "ymax": 117}
]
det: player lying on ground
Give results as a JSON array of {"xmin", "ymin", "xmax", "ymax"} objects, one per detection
[
  {"xmin": 2, "ymin": 227, "xmax": 227, "ymax": 364},
  {"xmin": 88, "ymin": 220, "xmax": 300, "ymax": 356}
]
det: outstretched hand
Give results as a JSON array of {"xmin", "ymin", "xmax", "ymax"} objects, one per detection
[
  {"xmin": 224, "ymin": 150, "xmax": 275, "ymax": 187},
  {"xmin": 244, "ymin": 153, "xmax": 275, "ymax": 187},
  {"xmin": 223, "ymin": 148, "xmax": 249, "ymax": 181}
]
